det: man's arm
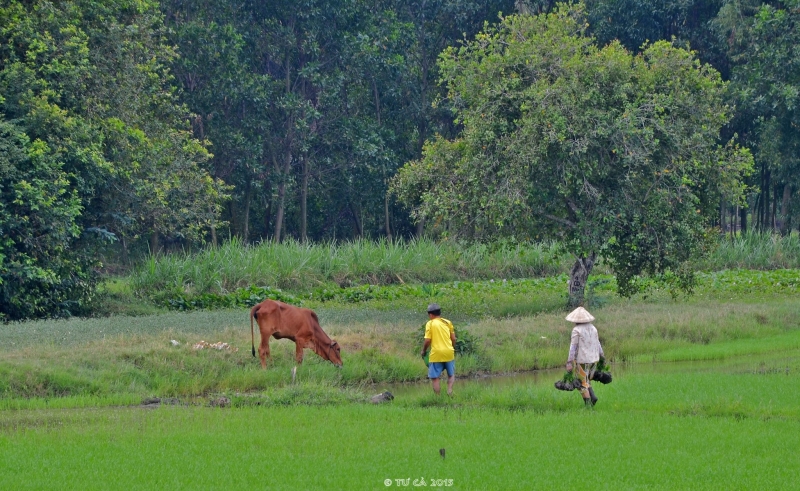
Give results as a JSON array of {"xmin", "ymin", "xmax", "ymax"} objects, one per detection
[{"xmin": 421, "ymin": 338, "xmax": 431, "ymax": 357}]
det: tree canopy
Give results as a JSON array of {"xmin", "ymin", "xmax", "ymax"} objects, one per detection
[
  {"xmin": 2, "ymin": 0, "xmax": 799, "ymax": 320},
  {"xmin": 0, "ymin": 0, "xmax": 224, "ymax": 320},
  {"xmin": 391, "ymin": 4, "xmax": 753, "ymax": 304}
]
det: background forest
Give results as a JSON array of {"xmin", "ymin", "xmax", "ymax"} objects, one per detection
[{"xmin": 1, "ymin": 0, "xmax": 799, "ymax": 320}]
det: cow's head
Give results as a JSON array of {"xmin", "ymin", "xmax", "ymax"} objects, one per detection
[{"xmin": 325, "ymin": 340, "xmax": 343, "ymax": 367}]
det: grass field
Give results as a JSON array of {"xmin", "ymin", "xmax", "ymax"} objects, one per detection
[
  {"xmin": 2, "ymin": 262, "xmax": 800, "ymax": 488},
  {"xmin": 1, "ymin": 347, "xmax": 798, "ymax": 490}
]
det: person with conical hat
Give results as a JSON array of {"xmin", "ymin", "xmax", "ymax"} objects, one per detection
[{"xmin": 565, "ymin": 306, "xmax": 605, "ymax": 407}]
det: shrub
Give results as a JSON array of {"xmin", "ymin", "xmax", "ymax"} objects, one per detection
[{"xmin": 417, "ymin": 323, "xmax": 480, "ymax": 356}]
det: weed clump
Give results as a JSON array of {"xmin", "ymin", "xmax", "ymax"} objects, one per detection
[{"xmin": 416, "ymin": 324, "xmax": 480, "ymax": 357}]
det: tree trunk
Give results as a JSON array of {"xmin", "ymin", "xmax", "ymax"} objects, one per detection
[
  {"xmin": 121, "ymin": 234, "xmax": 130, "ymax": 266},
  {"xmin": 772, "ymin": 181, "xmax": 779, "ymax": 231},
  {"xmin": 149, "ymin": 231, "xmax": 160, "ymax": 256},
  {"xmin": 273, "ymin": 47, "xmax": 294, "ymax": 244},
  {"xmin": 740, "ymin": 206, "xmax": 747, "ymax": 235},
  {"xmin": 763, "ymin": 168, "xmax": 771, "ymax": 231},
  {"xmin": 243, "ymin": 177, "xmax": 252, "ymax": 244},
  {"xmin": 568, "ymin": 253, "xmax": 596, "ymax": 308},
  {"xmin": 781, "ymin": 184, "xmax": 792, "ymax": 235},
  {"xmin": 384, "ymin": 189, "xmax": 392, "ymax": 241},
  {"xmin": 753, "ymin": 193, "xmax": 761, "ymax": 232},
  {"xmin": 273, "ymin": 151, "xmax": 292, "ymax": 243},
  {"xmin": 263, "ymin": 193, "xmax": 272, "ymax": 240},
  {"xmin": 349, "ymin": 201, "xmax": 363, "ymax": 237},
  {"xmin": 759, "ymin": 185, "xmax": 764, "ymax": 231},
  {"xmin": 300, "ymin": 155, "xmax": 308, "ymax": 241},
  {"xmin": 274, "ymin": 181, "xmax": 287, "ymax": 243},
  {"xmin": 209, "ymin": 203, "xmax": 218, "ymax": 248}
]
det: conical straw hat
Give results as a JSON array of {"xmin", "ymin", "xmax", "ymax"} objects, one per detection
[{"xmin": 565, "ymin": 306, "xmax": 595, "ymax": 323}]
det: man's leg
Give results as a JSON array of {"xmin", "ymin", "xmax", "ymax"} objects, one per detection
[
  {"xmin": 431, "ymin": 377, "xmax": 441, "ymax": 395},
  {"xmin": 445, "ymin": 360, "xmax": 455, "ymax": 395},
  {"xmin": 588, "ymin": 386, "xmax": 598, "ymax": 405}
]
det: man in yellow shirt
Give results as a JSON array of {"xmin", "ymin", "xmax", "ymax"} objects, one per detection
[{"xmin": 420, "ymin": 303, "xmax": 456, "ymax": 395}]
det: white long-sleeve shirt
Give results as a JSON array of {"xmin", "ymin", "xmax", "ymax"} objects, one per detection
[{"xmin": 567, "ymin": 323, "xmax": 604, "ymax": 364}]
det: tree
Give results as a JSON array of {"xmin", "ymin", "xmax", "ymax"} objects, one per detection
[
  {"xmin": 0, "ymin": 118, "xmax": 94, "ymax": 320},
  {"xmin": 714, "ymin": 0, "xmax": 800, "ymax": 234},
  {"xmin": 392, "ymin": 4, "xmax": 753, "ymax": 305},
  {"xmin": 0, "ymin": 0, "xmax": 225, "ymax": 318},
  {"xmin": 163, "ymin": 0, "xmax": 519, "ymax": 244}
]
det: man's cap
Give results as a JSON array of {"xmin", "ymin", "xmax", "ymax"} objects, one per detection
[
  {"xmin": 565, "ymin": 306, "xmax": 594, "ymax": 323},
  {"xmin": 427, "ymin": 303, "xmax": 441, "ymax": 313}
]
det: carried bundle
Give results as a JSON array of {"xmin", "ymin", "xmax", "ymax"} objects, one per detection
[
  {"xmin": 554, "ymin": 370, "xmax": 582, "ymax": 391},
  {"xmin": 591, "ymin": 357, "xmax": 613, "ymax": 384},
  {"xmin": 553, "ymin": 358, "xmax": 612, "ymax": 391}
]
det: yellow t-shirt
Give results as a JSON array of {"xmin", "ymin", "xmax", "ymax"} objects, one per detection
[{"xmin": 424, "ymin": 317, "xmax": 455, "ymax": 362}]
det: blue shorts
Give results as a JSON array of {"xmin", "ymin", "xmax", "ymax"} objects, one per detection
[{"xmin": 428, "ymin": 360, "xmax": 455, "ymax": 379}]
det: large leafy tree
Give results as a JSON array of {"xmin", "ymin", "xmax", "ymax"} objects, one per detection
[
  {"xmin": 392, "ymin": 4, "xmax": 753, "ymax": 305},
  {"xmin": 0, "ymin": 118, "xmax": 91, "ymax": 320},
  {"xmin": 0, "ymin": 0, "xmax": 224, "ymax": 319},
  {"xmin": 161, "ymin": 0, "xmax": 260, "ymax": 245}
]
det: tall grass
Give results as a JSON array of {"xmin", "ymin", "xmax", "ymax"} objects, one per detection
[
  {"xmin": 129, "ymin": 237, "xmax": 569, "ymax": 296},
  {"xmin": 699, "ymin": 230, "xmax": 800, "ymax": 270},
  {"xmin": 128, "ymin": 232, "xmax": 800, "ymax": 301}
]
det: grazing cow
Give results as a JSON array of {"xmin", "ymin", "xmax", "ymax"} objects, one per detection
[{"xmin": 250, "ymin": 300, "xmax": 342, "ymax": 380}]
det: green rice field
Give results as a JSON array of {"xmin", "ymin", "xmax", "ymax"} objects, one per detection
[
  {"xmin": 1, "ymin": 347, "xmax": 798, "ymax": 490},
  {"xmin": 2, "ymin": 288, "xmax": 800, "ymax": 488},
  {"xmin": 2, "ymin": 253, "xmax": 800, "ymax": 488}
]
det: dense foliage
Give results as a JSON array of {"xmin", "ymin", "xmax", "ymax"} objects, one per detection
[
  {"xmin": 2, "ymin": 0, "xmax": 799, "ymax": 319},
  {"xmin": 714, "ymin": 0, "xmax": 800, "ymax": 233},
  {"xmin": 0, "ymin": 118, "xmax": 92, "ymax": 319},
  {"xmin": 0, "ymin": 0, "xmax": 225, "ymax": 320}
]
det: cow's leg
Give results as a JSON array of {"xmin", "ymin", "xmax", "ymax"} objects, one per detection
[
  {"xmin": 292, "ymin": 341, "xmax": 305, "ymax": 383},
  {"xmin": 258, "ymin": 332, "xmax": 272, "ymax": 369}
]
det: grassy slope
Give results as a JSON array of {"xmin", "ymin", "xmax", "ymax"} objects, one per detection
[{"xmin": 1, "ymin": 270, "xmax": 799, "ymax": 402}]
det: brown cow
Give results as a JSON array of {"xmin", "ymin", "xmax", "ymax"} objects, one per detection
[{"xmin": 250, "ymin": 300, "xmax": 342, "ymax": 379}]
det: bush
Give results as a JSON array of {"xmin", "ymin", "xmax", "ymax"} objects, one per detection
[
  {"xmin": 417, "ymin": 323, "xmax": 480, "ymax": 356},
  {"xmin": 163, "ymin": 285, "xmax": 299, "ymax": 311},
  {"xmin": 0, "ymin": 120, "xmax": 99, "ymax": 321}
]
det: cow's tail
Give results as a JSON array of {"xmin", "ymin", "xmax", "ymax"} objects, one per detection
[{"xmin": 250, "ymin": 305, "xmax": 257, "ymax": 357}]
